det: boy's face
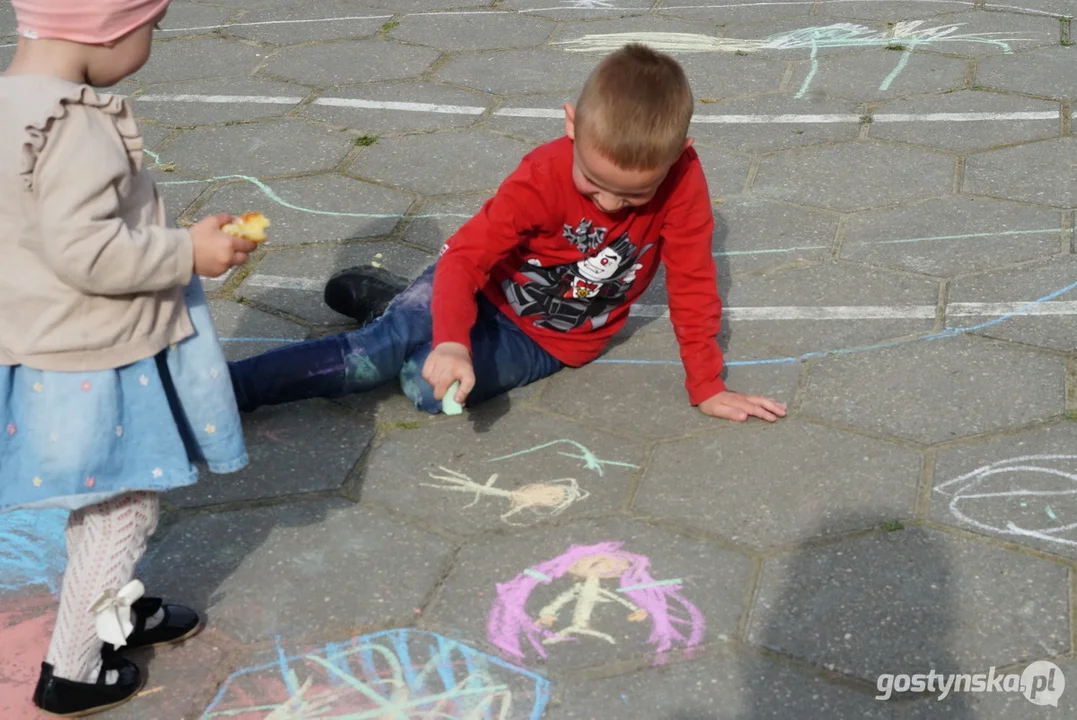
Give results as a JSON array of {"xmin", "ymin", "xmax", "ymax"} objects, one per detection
[{"xmin": 564, "ymin": 104, "xmax": 691, "ymax": 215}]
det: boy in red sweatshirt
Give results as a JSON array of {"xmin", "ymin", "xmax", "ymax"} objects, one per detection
[{"xmin": 229, "ymin": 44, "xmax": 786, "ymax": 424}]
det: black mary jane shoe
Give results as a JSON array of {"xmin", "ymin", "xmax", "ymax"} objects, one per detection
[
  {"xmin": 103, "ymin": 597, "xmax": 203, "ymax": 654},
  {"xmin": 324, "ymin": 265, "xmax": 408, "ymax": 326},
  {"xmin": 33, "ymin": 657, "xmax": 142, "ymax": 717}
]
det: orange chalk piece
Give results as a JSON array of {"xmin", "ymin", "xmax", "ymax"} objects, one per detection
[{"xmin": 222, "ymin": 212, "xmax": 271, "ymax": 242}]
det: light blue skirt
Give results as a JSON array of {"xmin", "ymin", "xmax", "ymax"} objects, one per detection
[{"xmin": 0, "ymin": 277, "xmax": 248, "ymax": 514}]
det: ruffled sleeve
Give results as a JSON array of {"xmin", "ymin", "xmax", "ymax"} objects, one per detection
[{"xmin": 19, "ymin": 84, "xmax": 143, "ymax": 191}]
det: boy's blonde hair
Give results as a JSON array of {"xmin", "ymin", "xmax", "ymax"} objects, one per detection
[{"xmin": 574, "ymin": 43, "xmax": 694, "ymax": 171}]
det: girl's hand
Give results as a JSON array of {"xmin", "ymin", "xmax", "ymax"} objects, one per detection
[{"xmin": 191, "ymin": 213, "xmax": 257, "ymax": 277}]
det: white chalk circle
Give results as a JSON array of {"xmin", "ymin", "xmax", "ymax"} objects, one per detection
[
  {"xmin": 934, "ymin": 454, "xmax": 1077, "ymax": 549},
  {"xmin": 1022, "ymin": 660, "xmax": 1065, "ymax": 706}
]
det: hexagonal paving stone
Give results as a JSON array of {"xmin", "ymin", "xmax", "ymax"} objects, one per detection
[
  {"xmin": 155, "ymin": 173, "xmax": 209, "ymax": 222},
  {"xmin": 547, "ymin": 646, "xmax": 891, "ymax": 719},
  {"xmin": 402, "ymin": 194, "xmax": 491, "ymax": 253},
  {"xmin": 985, "ymin": 0, "xmax": 1076, "ymax": 14},
  {"xmin": 133, "ymin": 36, "xmax": 268, "ymax": 84},
  {"xmin": 350, "ymin": 131, "xmax": 531, "ymax": 195},
  {"xmin": 932, "ymin": 422, "xmax": 1077, "ymax": 560},
  {"xmin": 787, "ymin": 50, "xmax": 968, "ymax": 103},
  {"xmin": 487, "ymin": 95, "xmax": 572, "ymax": 147},
  {"xmin": 681, "ymin": 53, "xmax": 788, "ymax": 102},
  {"xmin": 161, "ymin": 120, "xmax": 354, "ymax": 178},
  {"xmin": 840, "ymin": 197, "xmax": 1062, "ymax": 277},
  {"xmin": 964, "ymin": 137, "xmax": 1077, "ymax": 209},
  {"xmin": 549, "ymin": 14, "xmax": 717, "ymax": 48},
  {"xmin": 906, "ymin": 11, "xmax": 1061, "ymax": 56},
  {"xmin": 224, "ymin": 5, "xmax": 384, "ymax": 44},
  {"xmin": 425, "ymin": 517, "xmax": 754, "ymax": 670},
  {"xmin": 207, "ymin": 299, "xmax": 308, "ymax": 362},
  {"xmin": 800, "ymin": 336, "xmax": 1065, "ymax": 445},
  {"xmin": 540, "ymin": 332, "xmax": 801, "ymax": 439},
  {"xmin": 747, "ymin": 527, "xmax": 1070, "ymax": 682},
  {"xmin": 367, "ymin": 0, "xmax": 497, "ymax": 9},
  {"xmin": 722, "ymin": 263, "xmax": 940, "ymax": 356},
  {"xmin": 947, "ymin": 256, "xmax": 1077, "ymax": 351},
  {"xmin": 869, "ymin": 91, "xmax": 1062, "ymax": 153},
  {"xmin": 977, "ymin": 46, "xmax": 1077, "ymax": 101},
  {"xmin": 907, "ymin": 656, "xmax": 1076, "ymax": 717},
  {"xmin": 0, "ymin": 1, "xmax": 14, "ymax": 35},
  {"xmin": 690, "ymin": 94, "xmax": 863, "ymax": 154},
  {"xmin": 261, "ymin": 39, "xmax": 441, "ymax": 86},
  {"xmin": 812, "ymin": 1, "xmax": 976, "ymax": 20},
  {"xmin": 714, "ymin": 196, "xmax": 838, "ymax": 274},
  {"xmin": 237, "ymin": 242, "xmax": 433, "ymax": 325},
  {"xmin": 697, "ymin": 145, "xmax": 753, "ymax": 198},
  {"xmin": 302, "ymin": 82, "xmax": 490, "ymax": 134},
  {"xmin": 437, "ymin": 48, "xmax": 600, "ymax": 95},
  {"xmin": 753, "ymin": 141, "xmax": 955, "ymax": 213},
  {"xmin": 140, "ymin": 499, "xmax": 453, "ymax": 643},
  {"xmin": 659, "ymin": 0, "xmax": 814, "ymax": 23},
  {"xmin": 713, "ymin": 18, "xmax": 888, "ymax": 61},
  {"xmin": 198, "ymin": 174, "xmax": 416, "ymax": 246},
  {"xmin": 156, "ymin": 1, "xmax": 234, "ymax": 35},
  {"xmin": 201, "ymin": 629, "xmax": 552, "ymax": 719},
  {"xmin": 362, "ymin": 413, "xmax": 643, "ymax": 535},
  {"xmin": 501, "ymin": 0, "xmax": 649, "ymax": 21},
  {"xmin": 637, "ymin": 420, "xmax": 921, "ymax": 548},
  {"xmin": 389, "ymin": 12, "xmax": 554, "ymax": 51},
  {"xmin": 134, "ymin": 78, "xmax": 307, "ymax": 126},
  {"xmin": 165, "ymin": 398, "xmax": 374, "ymax": 508},
  {"xmin": 106, "ymin": 634, "xmax": 231, "ymax": 720}
]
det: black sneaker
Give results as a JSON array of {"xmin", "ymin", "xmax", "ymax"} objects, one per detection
[
  {"xmin": 323, "ymin": 265, "xmax": 408, "ymax": 326},
  {"xmin": 102, "ymin": 597, "xmax": 203, "ymax": 653},
  {"xmin": 33, "ymin": 657, "xmax": 142, "ymax": 717}
]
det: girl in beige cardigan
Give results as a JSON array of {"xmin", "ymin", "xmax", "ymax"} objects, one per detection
[{"xmin": 1, "ymin": 1, "xmax": 258, "ymax": 715}]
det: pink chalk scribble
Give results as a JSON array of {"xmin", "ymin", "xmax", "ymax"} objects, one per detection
[{"xmin": 487, "ymin": 541, "xmax": 704, "ymax": 662}]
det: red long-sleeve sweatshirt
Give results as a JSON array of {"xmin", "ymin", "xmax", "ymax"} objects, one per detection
[{"xmin": 432, "ymin": 136, "xmax": 726, "ymax": 405}]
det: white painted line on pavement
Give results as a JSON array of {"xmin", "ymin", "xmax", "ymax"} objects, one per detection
[
  {"xmin": 313, "ymin": 97, "xmax": 487, "ymax": 115},
  {"xmin": 244, "ymin": 275, "xmax": 323, "ymax": 292},
  {"xmin": 633, "ymin": 301, "xmax": 1077, "ymax": 320},
  {"xmin": 138, "ymin": 93, "xmax": 306, "ymax": 105},
  {"xmin": 239, "ymin": 277, "xmax": 1077, "ymax": 322},
  {"xmin": 158, "ymin": 15, "xmax": 393, "ymax": 34},
  {"xmin": 127, "ymin": 93, "xmax": 1065, "ymax": 126}
]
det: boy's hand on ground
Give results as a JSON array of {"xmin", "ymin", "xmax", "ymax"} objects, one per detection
[
  {"xmin": 422, "ymin": 342, "xmax": 475, "ymax": 404},
  {"xmin": 699, "ymin": 390, "xmax": 787, "ymax": 423},
  {"xmin": 191, "ymin": 213, "xmax": 258, "ymax": 277}
]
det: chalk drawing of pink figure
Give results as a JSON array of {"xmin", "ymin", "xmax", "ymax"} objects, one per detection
[{"xmin": 487, "ymin": 542, "xmax": 704, "ymax": 662}]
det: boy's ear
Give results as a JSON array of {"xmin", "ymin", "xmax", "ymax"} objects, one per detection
[{"xmin": 563, "ymin": 104, "xmax": 576, "ymax": 140}]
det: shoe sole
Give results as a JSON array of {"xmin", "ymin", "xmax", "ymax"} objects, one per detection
[
  {"xmin": 37, "ymin": 674, "xmax": 146, "ymax": 718},
  {"xmin": 123, "ymin": 616, "xmax": 206, "ymax": 653}
]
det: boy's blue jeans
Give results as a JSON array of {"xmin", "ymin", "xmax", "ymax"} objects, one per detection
[{"xmin": 228, "ymin": 264, "xmax": 564, "ymax": 414}]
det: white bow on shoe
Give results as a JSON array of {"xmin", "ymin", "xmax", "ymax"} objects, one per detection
[{"xmin": 89, "ymin": 580, "xmax": 145, "ymax": 648}]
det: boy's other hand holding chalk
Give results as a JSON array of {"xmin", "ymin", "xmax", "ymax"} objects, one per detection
[{"xmin": 423, "ymin": 342, "xmax": 475, "ymax": 410}]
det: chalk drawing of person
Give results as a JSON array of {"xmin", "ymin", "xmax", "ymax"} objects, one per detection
[
  {"xmin": 487, "ymin": 541, "xmax": 704, "ymax": 661},
  {"xmin": 422, "ymin": 467, "xmax": 589, "ymax": 525}
]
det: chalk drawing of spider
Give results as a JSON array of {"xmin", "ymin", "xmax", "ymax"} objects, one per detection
[{"xmin": 422, "ymin": 467, "xmax": 590, "ymax": 525}]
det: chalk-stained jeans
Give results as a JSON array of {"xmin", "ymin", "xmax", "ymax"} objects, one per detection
[{"xmin": 228, "ymin": 264, "xmax": 564, "ymax": 414}]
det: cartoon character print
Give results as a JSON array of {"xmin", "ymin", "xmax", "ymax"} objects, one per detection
[{"xmin": 502, "ymin": 224, "xmax": 653, "ymax": 333}]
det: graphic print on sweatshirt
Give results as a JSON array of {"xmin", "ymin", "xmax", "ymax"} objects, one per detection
[{"xmin": 502, "ymin": 220, "xmax": 654, "ymax": 332}]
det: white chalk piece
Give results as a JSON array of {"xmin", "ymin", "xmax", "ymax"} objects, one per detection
[{"xmin": 442, "ymin": 381, "xmax": 463, "ymax": 415}]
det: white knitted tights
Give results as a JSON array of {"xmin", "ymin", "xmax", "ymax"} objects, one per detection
[{"xmin": 45, "ymin": 492, "xmax": 159, "ymax": 683}]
